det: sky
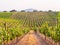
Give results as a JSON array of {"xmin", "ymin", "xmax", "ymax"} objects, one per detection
[{"xmin": 0, "ymin": 0, "xmax": 60, "ymax": 11}]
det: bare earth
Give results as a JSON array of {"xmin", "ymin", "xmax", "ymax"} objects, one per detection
[{"xmin": 16, "ymin": 30, "xmax": 50, "ymax": 45}]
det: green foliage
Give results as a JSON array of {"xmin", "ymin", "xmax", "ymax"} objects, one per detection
[
  {"xmin": 0, "ymin": 30, "xmax": 2, "ymax": 45},
  {"xmin": 0, "ymin": 12, "xmax": 13, "ymax": 18},
  {"xmin": 0, "ymin": 18, "xmax": 30, "ymax": 44},
  {"xmin": 0, "ymin": 12, "xmax": 58, "ymax": 44}
]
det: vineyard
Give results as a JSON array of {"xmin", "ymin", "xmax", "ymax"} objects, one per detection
[{"xmin": 0, "ymin": 12, "xmax": 60, "ymax": 45}]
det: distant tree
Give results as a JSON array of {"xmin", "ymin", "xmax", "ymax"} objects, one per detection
[
  {"xmin": 3, "ymin": 11, "xmax": 7, "ymax": 12},
  {"xmin": 21, "ymin": 10, "xmax": 25, "ymax": 12},
  {"xmin": 10, "ymin": 9, "xmax": 17, "ymax": 12},
  {"xmin": 48, "ymin": 10, "xmax": 52, "ymax": 12},
  {"xmin": 33, "ymin": 10, "xmax": 38, "ymax": 12},
  {"xmin": 39, "ymin": 10, "xmax": 43, "ymax": 12}
]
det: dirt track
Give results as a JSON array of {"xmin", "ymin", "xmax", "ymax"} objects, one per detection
[{"xmin": 16, "ymin": 30, "xmax": 50, "ymax": 45}]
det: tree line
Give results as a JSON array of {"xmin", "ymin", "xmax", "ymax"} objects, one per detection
[{"xmin": 2, "ymin": 9, "xmax": 54, "ymax": 12}]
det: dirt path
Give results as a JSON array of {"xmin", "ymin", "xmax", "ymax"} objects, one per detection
[{"xmin": 16, "ymin": 30, "xmax": 50, "ymax": 45}]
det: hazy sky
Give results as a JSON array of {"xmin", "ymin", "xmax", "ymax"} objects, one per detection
[{"xmin": 0, "ymin": 0, "xmax": 60, "ymax": 11}]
